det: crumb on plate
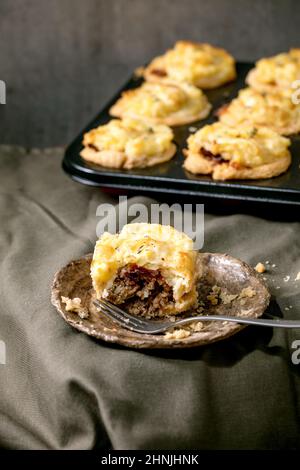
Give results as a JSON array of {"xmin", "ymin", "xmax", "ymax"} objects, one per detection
[
  {"xmin": 188, "ymin": 321, "xmax": 204, "ymax": 332},
  {"xmin": 255, "ymin": 262, "xmax": 266, "ymax": 273},
  {"xmin": 61, "ymin": 296, "xmax": 89, "ymax": 319},
  {"xmin": 239, "ymin": 287, "xmax": 256, "ymax": 298},
  {"xmin": 165, "ymin": 328, "xmax": 191, "ymax": 340},
  {"xmin": 207, "ymin": 285, "xmax": 221, "ymax": 305},
  {"xmin": 165, "ymin": 320, "xmax": 204, "ymax": 339},
  {"xmin": 219, "ymin": 291, "xmax": 238, "ymax": 305},
  {"xmin": 207, "ymin": 285, "xmax": 256, "ymax": 307}
]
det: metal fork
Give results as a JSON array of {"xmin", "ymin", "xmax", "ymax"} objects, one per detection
[{"xmin": 93, "ymin": 299, "xmax": 300, "ymax": 334}]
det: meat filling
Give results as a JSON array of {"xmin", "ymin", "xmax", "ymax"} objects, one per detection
[
  {"xmin": 200, "ymin": 147, "xmax": 249, "ymax": 170},
  {"xmin": 200, "ymin": 146, "xmax": 227, "ymax": 164},
  {"xmin": 106, "ymin": 264, "xmax": 174, "ymax": 317},
  {"xmin": 150, "ymin": 68, "xmax": 168, "ymax": 77},
  {"xmin": 88, "ymin": 143, "xmax": 99, "ymax": 151}
]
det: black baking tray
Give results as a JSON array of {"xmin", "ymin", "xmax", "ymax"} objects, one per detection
[{"xmin": 63, "ymin": 62, "xmax": 300, "ymax": 205}]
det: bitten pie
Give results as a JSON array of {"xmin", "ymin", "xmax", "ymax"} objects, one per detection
[
  {"xmin": 80, "ymin": 118, "xmax": 176, "ymax": 169},
  {"xmin": 217, "ymin": 87, "xmax": 300, "ymax": 136},
  {"xmin": 109, "ymin": 82, "xmax": 211, "ymax": 126},
  {"xmin": 91, "ymin": 223, "xmax": 199, "ymax": 318},
  {"xmin": 246, "ymin": 49, "xmax": 300, "ymax": 94},
  {"xmin": 183, "ymin": 122, "xmax": 291, "ymax": 180},
  {"xmin": 143, "ymin": 40, "xmax": 236, "ymax": 89}
]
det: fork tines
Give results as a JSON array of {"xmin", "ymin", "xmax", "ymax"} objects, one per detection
[{"xmin": 94, "ymin": 298, "xmax": 147, "ymax": 329}]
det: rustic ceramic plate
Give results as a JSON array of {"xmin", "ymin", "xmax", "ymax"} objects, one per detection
[{"xmin": 51, "ymin": 253, "xmax": 270, "ymax": 349}]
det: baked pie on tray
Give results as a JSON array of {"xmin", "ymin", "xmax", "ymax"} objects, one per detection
[
  {"xmin": 246, "ymin": 49, "xmax": 300, "ymax": 94},
  {"xmin": 183, "ymin": 122, "xmax": 292, "ymax": 180},
  {"xmin": 143, "ymin": 40, "xmax": 236, "ymax": 89},
  {"xmin": 80, "ymin": 118, "xmax": 176, "ymax": 169},
  {"xmin": 217, "ymin": 87, "xmax": 300, "ymax": 136},
  {"xmin": 109, "ymin": 82, "xmax": 211, "ymax": 126}
]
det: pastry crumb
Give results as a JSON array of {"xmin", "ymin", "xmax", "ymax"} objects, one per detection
[
  {"xmin": 188, "ymin": 321, "xmax": 204, "ymax": 332},
  {"xmin": 295, "ymin": 272, "xmax": 300, "ymax": 281},
  {"xmin": 206, "ymin": 285, "xmax": 255, "ymax": 307},
  {"xmin": 165, "ymin": 328, "xmax": 191, "ymax": 340},
  {"xmin": 165, "ymin": 320, "xmax": 204, "ymax": 339},
  {"xmin": 255, "ymin": 262, "xmax": 266, "ymax": 273},
  {"xmin": 61, "ymin": 296, "xmax": 89, "ymax": 319},
  {"xmin": 207, "ymin": 285, "xmax": 221, "ymax": 305},
  {"xmin": 284, "ymin": 275, "xmax": 290, "ymax": 282},
  {"xmin": 219, "ymin": 291, "xmax": 238, "ymax": 305},
  {"xmin": 239, "ymin": 287, "xmax": 256, "ymax": 299}
]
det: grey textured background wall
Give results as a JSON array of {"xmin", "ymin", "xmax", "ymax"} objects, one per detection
[{"xmin": 0, "ymin": 0, "xmax": 300, "ymax": 147}]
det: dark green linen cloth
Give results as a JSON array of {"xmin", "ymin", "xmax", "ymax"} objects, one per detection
[{"xmin": 0, "ymin": 146, "xmax": 299, "ymax": 449}]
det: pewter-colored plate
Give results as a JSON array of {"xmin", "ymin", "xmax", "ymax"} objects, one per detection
[{"xmin": 51, "ymin": 253, "xmax": 270, "ymax": 349}]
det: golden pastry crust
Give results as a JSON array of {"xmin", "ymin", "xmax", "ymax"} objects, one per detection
[
  {"xmin": 80, "ymin": 118, "xmax": 176, "ymax": 169},
  {"xmin": 183, "ymin": 122, "xmax": 291, "ymax": 180},
  {"xmin": 218, "ymin": 87, "xmax": 300, "ymax": 135},
  {"xmin": 184, "ymin": 151, "xmax": 291, "ymax": 180},
  {"xmin": 109, "ymin": 82, "xmax": 212, "ymax": 126},
  {"xmin": 91, "ymin": 223, "xmax": 199, "ymax": 316},
  {"xmin": 246, "ymin": 49, "xmax": 300, "ymax": 93},
  {"xmin": 143, "ymin": 40, "xmax": 236, "ymax": 89}
]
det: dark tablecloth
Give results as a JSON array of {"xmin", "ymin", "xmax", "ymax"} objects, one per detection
[{"xmin": 0, "ymin": 146, "xmax": 299, "ymax": 449}]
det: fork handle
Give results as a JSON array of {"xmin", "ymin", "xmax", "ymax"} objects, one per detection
[{"xmin": 174, "ymin": 315, "xmax": 300, "ymax": 329}]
